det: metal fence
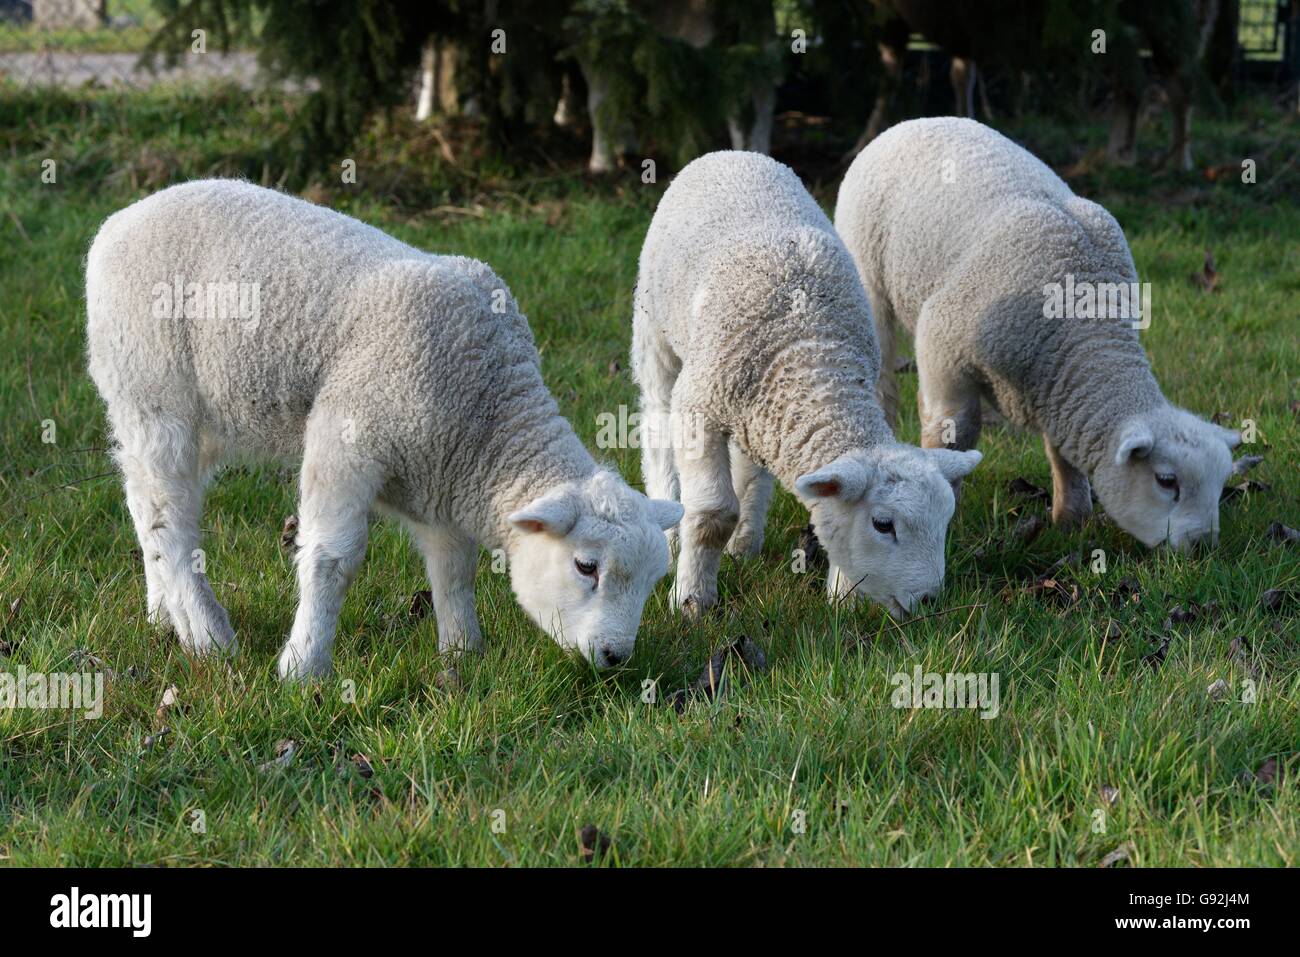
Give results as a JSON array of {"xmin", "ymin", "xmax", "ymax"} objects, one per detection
[{"xmin": 0, "ymin": 0, "xmax": 261, "ymax": 89}]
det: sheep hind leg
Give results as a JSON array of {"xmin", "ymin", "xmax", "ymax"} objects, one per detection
[
  {"xmin": 112, "ymin": 409, "xmax": 235, "ymax": 656},
  {"xmin": 671, "ymin": 424, "xmax": 738, "ymax": 621},
  {"xmin": 406, "ymin": 521, "xmax": 483, "ymax": 655},
  {"xmin": 277, "ymin": 425, "xmax": 381, "ymax": 681},
  {"xmin": 1044, "ymin": 436, "xmax": 1092, "ymax": 527},
  {"xmin": 725, "ymin": 440, "xmax": 774, "ymax": 558}
]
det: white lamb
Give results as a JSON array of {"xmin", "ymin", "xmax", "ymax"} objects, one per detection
[
  {"xmin": 86, "ymin": 179, "xmax": 682, "ymax": 679},
  {"xmin": 835, "ymin": 118, "xmax": 1240, "ymax": 550},
  {"xmin": 632, "ymin": 151, "xmax": 982, "ymax": 619}
]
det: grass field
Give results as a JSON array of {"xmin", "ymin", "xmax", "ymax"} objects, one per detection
[{"xmin": 0, "ymin": 84, "xmax": 1297, "ymax": 866}]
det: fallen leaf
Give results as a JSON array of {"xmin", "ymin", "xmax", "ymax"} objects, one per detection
[
  {"xmin": 1230, "ymin": 454, "xmax": 1264, "ymax": 476},
  {"xmin": 1010, "ymin": 514, "xmax": 1046, "ymax": 545},
  {"xmin": 156, "ymin": 684, "xmax": 181, "ymax": 720},
  {"xmin": 1143, "ymin": 635, "xmax": 1171, "ymax": 669},
  {"xmin": 1099, "ymin": 841, "xmax": 1135, "ymax": 868},
  {"xmin": 1254, "ymin": 757, "xmax": 1283, "ymax": 788},
  {"xmin": 1265, "ymin": 521, "xmax": 1300, "ymax": 544},
  {"xmin": 1101, "ymin": 619, "xmax": 1122, "ymax": 643},
  {"xmin": 1022, "ymin": 577, "xmax": 1078, "ymax": 608},
  {"xmin": 796, "ymin": 524, "xmax": 824, "ymax": 565},
  {"xmin": 1220, "ymin": 479, "xmax": 1270, "ymax": 502},
  {"xmin": 1210, "ymin": 411, "xmax": 1234, "ymax": 426},
  {"xmin": 258, "ymin": 738, "xmax": 298, "ymax": 773},
  {"xmin": 579, "ymin": 824, "xmax": 612, "ymax": 863},
  {"xmin": 670, "ymin": 636, "xmax": 767, "ymax": 713},
  {"xmin": 1189, "ymin": 249, "xmax": 1219, "ymax": 293},
  {"xmin": 1100, "ymin": 785, "xmax": 1120, "ymax": 807},
  {"xmin": 608, "ymin": 359, "xmax": 622, "ymax": 376},
  {"xmin": 434, "ymin": 667, "xmax": 461, "ymax": 692},
  {"xmin": 351, "ymin": 753, "xmax": 374, "ymax": 779},
  {"xmin": 1111, "ymin": 577, "xmax": 1142, "ymax": 606},
  {"xmin": 1261, "ymin": 589, "xmax": 1295, "ymax": 614},
  {"xmin": 1207, "ymin": 678, "xmax": 1229, "ymax": 700},
  {"xmin": 409, "ymin": 590, "xmax": 433, "ymax": 619},
  {"xmin": 142, "ymin": 726, "xmax": 170, "ymax": 753},
  {"xmin": 1008, "ymin": 477, "xmax": 1050, "ymax": 501},
  {"xmin": 280, "ymin": 515, "xmax": 299, "ymax": 551},
  {"xmin": 1163, "ymin": 601, "xmax": 1220, "ymax": 630}
]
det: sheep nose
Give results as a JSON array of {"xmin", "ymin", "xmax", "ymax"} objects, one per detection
[
  {"xmin": 599, "ymin": 645, "xmax": 626, "ymax": 667},
  {"xmin": 918, "ymin": 592, "xmax": 938, "ymax": 608}
]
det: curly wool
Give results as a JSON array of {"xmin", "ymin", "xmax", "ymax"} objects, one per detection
[
  {"xmin": 85, "ymin": 178, "xmax": 598, "ymax": 549},
  {"xmin": 834, "ymin": 117, "xmax": 1166, "ymax": 475},
  {"xmin": 633, "ymin": 150, "xmax": 892, "ymax": 488}
]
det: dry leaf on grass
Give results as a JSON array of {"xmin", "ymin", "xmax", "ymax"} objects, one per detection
[
  {"xmin": 1265, "ymin": 521, "xmax": 1300, "ymax": 544},
  {"xmin": 409, "ymin": 590, "xmax": 433, "ymax": 619},
  {"xmin": 141, "ymin": 727, "xmax": 170, "ymax": 753},
  {"xmin": 1230, "ymin": 454, "xmax": 1265, "ymax": 476},
  {"xmin": 1099, "ymin": 841, "xmax": 1135, "ymax": 868},
  {"xmin": 796, "ymin": 524, "xmax": 824, "ymax": 565},
  {"xmin": 280, "ymin": 515, "xmax": 299, "ymax": 551},
  {"xmin": 579, "ymin": 824, "xmax": 612, "ymax": 863},
  {"xmin": 1220, "ymin": 479, "xmax": 1270, "ymax": 502},
  {"xmin": 156, "ymin": 685, "xmax": 181, "ymax": 721},
  {"xmin": 1189, "ymin": 249, "xmax": 1219, "ymax": 292},
  {"xmin": 1008, "ymin": 477, "xmax": 1050, "ymax": 502},
  {"xmin": 670, "ymin": 636, "xmax": 768, "ymax": 713},
  {"xmin": 258, "ymin": 738, "xmax": 298, "ymax": 773},
  {"xmin": 1261, "ymin": 589, "xmax": 1295, "ymax": 614}
]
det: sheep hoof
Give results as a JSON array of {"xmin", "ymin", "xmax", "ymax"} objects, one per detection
[
  {"xmin": 277, "ymin": 645, "xmax": 333, "ymax": 682},
  {"xmin": 724, "ymin": 529, "xmax": 763, "ymax": 558}
]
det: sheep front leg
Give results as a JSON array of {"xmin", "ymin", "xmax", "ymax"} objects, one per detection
[
  {"xmin": 1044, "ymin": 436, "xmax": 1092, "ymax": 527},
  {"xmin": 408, "ymin": 521, "xmax": 483, "ymax": 654},
  {"xmin": 917, "ymin": 360, "xmax": 982, "ymax": 504},
  {"xmin": 671, "ymin": 426, "xmax": 738, "ymax": 621},
  {"xmin": 278, "ymin": 438, "xmax": 379, "ymax": 681}
]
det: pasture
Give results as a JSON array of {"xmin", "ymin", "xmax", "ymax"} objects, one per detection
[{"xmin": 0, "ymin": 85, "xmax": 1296, "ymax": 866}]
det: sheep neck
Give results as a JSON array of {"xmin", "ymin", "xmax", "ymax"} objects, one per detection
[
  {"xmin": 1031, "ymin": 324, "xmax": 1166, "ymax": 475},
  {"xmin": 479, "ymin": 410, "xmax": 597, "ymax": 550}
]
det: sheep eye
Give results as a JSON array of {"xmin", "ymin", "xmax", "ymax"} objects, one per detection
[
  {"xmin": 1155, "ymin": 473, "xmax": 1180, "ymax": 501},
  {"xmin": 872, "ymin": 517, "xmax": 895, "ymax": 537},
  {"xmin": 575, "ymin": 558, "xmax": 598, "ymax": 578}
]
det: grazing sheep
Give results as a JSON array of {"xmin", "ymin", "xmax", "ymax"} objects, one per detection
[
  {"xmin": 835, "ymin": 117, "xmax": 1240, "ymax": 549},
  {"xmin": 632, "ymin": 151, "xmax": 981, "ymax": 619},
  {"xmin": 86, "ymin": 179, "xmax": 682, "ymax": 679}
]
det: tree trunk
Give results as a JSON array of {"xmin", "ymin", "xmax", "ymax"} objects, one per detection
[{"xmin": 416, "ymin": 36, "xmax": 436, "ymax": 121}]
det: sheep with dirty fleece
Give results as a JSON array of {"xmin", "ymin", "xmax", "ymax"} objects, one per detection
[
  {"xmin": 86, "ymin": 179, "xmax": 682, "ymax": 679},
  {"xmin": 835, "ymin": 118, "xmax": 1240, "ymax": 550},
  {"xmin": 632, "ymin": 151, "xmax": 981, "ymax": 619}
]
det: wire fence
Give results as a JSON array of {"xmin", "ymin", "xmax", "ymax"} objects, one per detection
[{"xmin": 0, "ymin": 0, "xmax": 261, "ymax": 89}]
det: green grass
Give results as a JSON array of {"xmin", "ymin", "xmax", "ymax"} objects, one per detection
[{"xmin": 0, "ymin": 85, "xmax": 1297, "ymax": 866}]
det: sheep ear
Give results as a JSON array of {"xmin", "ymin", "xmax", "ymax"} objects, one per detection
[
  {"xmin": 1115, "ymin": 420, "xmax": 1154, "ymax": 464},
  {"xmin": 1211, "ymin": 424, "xmax": 1242, "ymax": 449},
  {"xmin": 927, "ymin": 448, "xmax": 982, "ymax": 481},
  {"xmin": 646, "ymin": 498, "xmax": 684, "ymax": 531},
  {"xmin": 794, "ymin": 455, "xmax": 869, "ymax": 502},
  {"xmin": 508, "ymin": 490, "xmax": 579, "ymax": 536}
]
